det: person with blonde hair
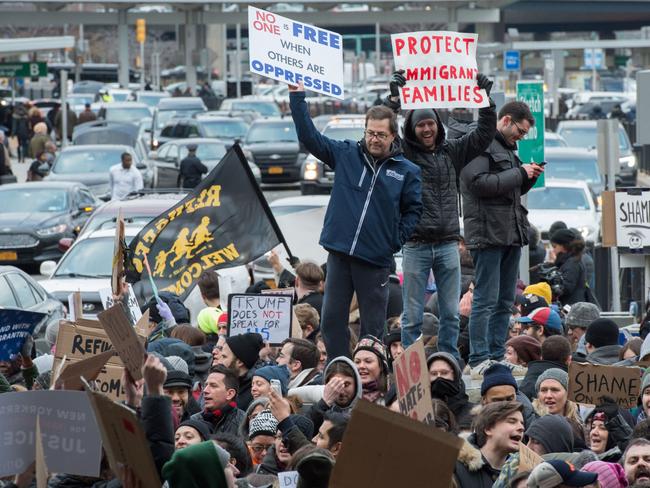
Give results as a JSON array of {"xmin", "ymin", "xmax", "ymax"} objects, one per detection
[{"xmin": 29, "ymin": 122, "xmax": 51, "ymax": 159}]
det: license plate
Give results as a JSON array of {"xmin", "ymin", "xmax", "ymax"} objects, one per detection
[
  {"xmin": 0, "ymin": 251, "xmax": 17, "ymax": 261},
  {"xmin": 268, "ymin": 166, "xmax": 284, "ymax": 175}
]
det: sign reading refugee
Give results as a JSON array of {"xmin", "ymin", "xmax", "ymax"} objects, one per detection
[
  {"xmin": 568, "ymin": 362, "xmax": 642, "ymax": 408},
  {"xmin": 393, "ymin": 339, "xmax": 434, "ymax": 425},
  {"xmin": 614, "ymin": 189, "xmax": 650, "ymax": 253},
  {"xmin": 0, "ymin": 309, "xmax": 45, "ymax": 361},
  {"xmin": 248, "ymin": 6, "xmax": 344, "ymax": 99},
  {"xmin": 390, "ymin": 30, "xmax": 488, "ymax": 109},
  {"xmin": 228, "ymin": 293, "xmax": 292, "ymax": 345}
]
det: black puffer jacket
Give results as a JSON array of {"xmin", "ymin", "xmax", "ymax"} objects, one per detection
[
  {"xmin": 555, "ymin": 252, "xmax": 587, "ymax": 306},
  {"xmin": 399, "ymin": 103, "xmax": 496, "ymax": 242},
  {"xmin": 460, "ymin": 132, "xmax": 539, "ymax": 250}
]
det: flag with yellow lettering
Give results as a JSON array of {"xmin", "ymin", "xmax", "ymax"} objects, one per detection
[{"xmin": 125, "ymin": 144, "xmax": 286, "ymax": 299}]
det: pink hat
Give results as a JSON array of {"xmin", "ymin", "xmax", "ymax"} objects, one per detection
[{"xmin": 581, "ymin": 461, "xmax": 628, "ymax": 488}]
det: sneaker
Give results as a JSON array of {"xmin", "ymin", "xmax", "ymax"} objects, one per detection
[
  {"xmin": 499, "ymin": 360, "xmax": 528, "ymax": 377},
  {"xmin": 470, "ymin": 359, "xmax": 496, "ymax": 379}
]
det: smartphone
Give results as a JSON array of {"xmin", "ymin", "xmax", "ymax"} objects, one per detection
[
  {"xmin": 270, "ymin": 379, "xmax": 282, "ymax": 396},
  {"xmin": 536, "ymin": 161, "xmax": 547, "ymax": 167}
]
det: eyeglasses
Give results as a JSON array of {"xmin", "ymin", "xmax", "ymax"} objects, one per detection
[
  {"xmin": 250, "ymin": 444, "xmax": 273, "ymax": 453},
  {"xmin": 511, "ymin": 119, "xmax": 529, "ymax": 138},
  {"xmin": 364, "ymin": 130, "xmax": 390, "ymax": 141}
]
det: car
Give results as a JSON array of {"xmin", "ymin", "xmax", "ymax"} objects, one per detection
[
  {"xmin": 104, "ymin": 88, "xmax": 134, "ymax": 102},
  {"xmin": 44, "ymin": 144, "xmax": 143, "ymax": 199},
  {"xmin": 134, "ymin": 91, "xmax": 170, "ymax": 112},
  {"xmin": 300, "ymin": 118, "xmax": 365, "ymax": 194},
  {"xmin": 155, "ymin": 116, "xmax": 249, "ymax": 147},
  {"xmin": 544, "ymin": 147, "xmax": 604, "ymax": 201},
  {"xmin": 526, "ymin": 179, "xmax": 600, "ymax": 243},
  {"xmin": 242, "ymin": 118, "xmax": 304, "ymax": 183},
  {"xmin": 556, "ymin": 120, "xmax": 636, "ymax": 186},
  {"xmin": 219, "ymin": 98, "xmax": 282, "ymax": 117},
  {"xmin": 544, "ymin": 132, "xmax": 568, "ymax": 148},
  {"xmin": 148, "ymin": 138, "xmax": 261, "ymax": 188},
  {"xmin": 0, "ymin": 265, "xmax": 66, "ymax": 346},
  {"xmin": 151, "ymin": 97, "xmax": 208, "ymax": 149},
  {"xmin": 98, "ymin": 102, "xmax": 152, "ymax": 125},
  {"xmin": 0, "ymin": 182, "xmax": 98, "ymax": 267}
]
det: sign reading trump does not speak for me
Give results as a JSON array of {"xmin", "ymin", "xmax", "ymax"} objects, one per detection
[
  {"xmin": 248, "ymin": 6, "xmax": 344, "ymax": 99},
  {"xmin": 228, "ymin": 293, "xmax": 293, "ymax": 345},
  {"xmin": 391, "ymin": 31, "xmax": 489, "ymax": 109}
]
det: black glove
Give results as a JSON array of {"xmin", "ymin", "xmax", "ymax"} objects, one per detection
[
  {"xmin": 595, "ymin": 396, "xmax": 619, "ymax": 420},
  {"xmin": 476, "ymin": 73, "xmax": 493, "ymax": 96},
  {"xmin": 389, "ymin": 69, "xmax": 406, "ymax": 97}
]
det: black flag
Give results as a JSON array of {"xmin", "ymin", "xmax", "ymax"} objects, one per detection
[{"xmin": 126, "ymin": 144, "xmax": 289, "ymax": 300}]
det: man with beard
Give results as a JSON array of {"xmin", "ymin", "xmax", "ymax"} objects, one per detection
[
  {"xmin": 163, "ymin": 370, "xmax": 201, "ymax": 422},
  {"xmin": 427, "ymin": 351, "xmax": 474, "ymax": 430},
  {"xmin": 623, "ymin": 438, "xmax": 650, "ymax": 487}
]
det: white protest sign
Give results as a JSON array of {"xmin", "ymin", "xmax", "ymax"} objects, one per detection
[
  {"xmin": 98, "ymin": 284, "xmax": 142, "ymax": 324},
  {"xmin": 228, "ymin": 293, "xmax": 293, "ymax": 345},
  {"xmin": 248, "ymin": 6, "xmax": 344, "ymax": 99},
  {"xmin": 390, "ymin": 30, "xmax": 488, "ymax": 109},
  {"xmin": 278, "ymin": 471, "xmax": 299, "ymax": 488},
  {"xmin": 615, "ymin": 190, "xmax": 650, "ymax": 253},
  {"xmin": 0, "ymin": 391, "xmax": 102, "ymax": 478}
]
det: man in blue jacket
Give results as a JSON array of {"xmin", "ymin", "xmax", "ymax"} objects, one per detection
[{"xmin": 289, "ymin": 83, "xmax": 422, "ymax": 360}]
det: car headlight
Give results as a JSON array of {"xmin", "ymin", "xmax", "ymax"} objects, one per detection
[
  {"xmin": 620, "ymin": 155, "xmax": 636, "ymax": 168},
  {"xmin": 303, "ymin": 161, "xmax": 319, "ymax": 181},
  {"xmin": 36, "ymin": 223, "xmax": 68, "ymax": 236},
  {"xmin": 152, "ymin": 139, "xmax": 159, "ymax": 148}
]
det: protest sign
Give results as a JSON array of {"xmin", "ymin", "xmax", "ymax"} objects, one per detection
[
  {"xmin": 261, "ymin": 287, "xmax": 295, "ymax": 296},
  {"xmin": 518, "ymin": 442, "xmax": 544, "ymax": 472},
  {"xmin": 0, "ymin": 309, "xmax": 45, "ymax": 361},
  {"xmin": 67, "ymin": 291, "xmax": 82, "ymax": 321},
  {"xmin": 58, "ymin": 350, "xmax": 116, "ymax": 391},
  {"xmin": 568, "ymin": 362, "xmax": 642, "ymax": 408},
  {"xmin": 0, "ymin": 391, "xmax": 101, "ymax": 478},
  {"xmin": 614, "ymin": 189, "xmax": 650, "ymax": 253},
  {"xmin": 85, "ymin": 385, "xmax": 160, "ymax": 488},
  {"xmin": 112, "ymin": 211, "xmax": 125, "ymax": 296},
  {"xmin": 35, "ymin": 417, "xmax": 48, "ymax": 488},
  {"xmin": 248, "ymin": 6, "xmax": 344, "ymax": 99},
  {"xmin": 393, "ymin": 339, "xmax": 434, "ymax": 425},
  {"xmin": 390, "ymin": 30, "xmax": 488, "ymax": 109},
  {"xmin": 228, "ymin": 293, "xmax": 293, "ymax": 345},
  {"xmin": 331, "ymin": 400, "xmax": 462, "ymax": 487},
  {"xmin": 54, "ymin": 321, "xmax": 121, "ymax": 366},
  {"xmin": 278, "ymin": 471, "xmax": 298, "ymax": 488},
  {"xmin": 98, "ymin": 284, "xmax": 143, "ymax": 324},
  {"xmin": 97, "ymin": 305, "xmax": 146, "ymax": 381}
]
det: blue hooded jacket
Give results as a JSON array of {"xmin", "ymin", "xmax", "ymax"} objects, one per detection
[{"xmin": 290, "ymin": 92, "xmax": 422, "ymax": 267}]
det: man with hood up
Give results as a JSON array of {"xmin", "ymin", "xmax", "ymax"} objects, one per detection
[
  {"xmin": 427, "ymin": 351, "xmax": 475, "ymax": 431},
  {"xmin": 387, "ymin": 71, "xmax": 496, "ymax": 358}
]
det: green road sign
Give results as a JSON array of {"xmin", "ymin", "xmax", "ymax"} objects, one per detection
[
  {"xmin": 516, "ymin": 80, "xmax": 545, "ymax": 188},
  {"xmin": 0, "ymin": 62, "xmax": 47, "ymax": 78}
]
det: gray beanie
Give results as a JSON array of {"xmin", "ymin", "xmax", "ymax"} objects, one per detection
[
  {"xmin": 410, "ymin": 109, "xmax": 437, "ymax": 129},
  {"xmin": 535, "ymin": 368, "xmax": 568, "ymax": 393},
  {"xmin": 641, "ymin": 371, "xmax": 650, "ymax": 396},
  {"xmin": 565, "ymin": 302, "xmax": 600, "ymax": 329},
  {"xmin": 166, "ymin": 356, "xmax": 189, "ymax": 374}
]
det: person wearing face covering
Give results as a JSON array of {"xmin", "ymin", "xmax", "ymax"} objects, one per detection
[{"xmin": 426, "ymin": 351, "xmax": 474, "ymax": 430}]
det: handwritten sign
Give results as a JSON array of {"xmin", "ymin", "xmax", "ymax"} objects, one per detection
[
  {"xmin": 98, "ymin": 305, "xmax": 146, "ymax": 381},
  {"xmin": 518, "ymin": 442, "xmax": 544, "ymax": 472},
  {"xmin": 248, "ymin": 6, "xmax": 344, "ymax": 99},
  {"xmin": 278, "ymin": 471, "xmax": 299, "ymax": 488},
  {"xmin": 228, "ymin": 293, "xmax": 293, "ymax": 345},
  {"xmin": 390, "ymin": 30, "xmax": 488, "ymax": 109},
  {"xmin": 615, "ymin": 190, "xmax": 650, "ymax": 253},
  {"xmin": 58, "ymin": 350, "xmax": 116, "ymax": 391},
  {"xmin": 393, "ymin": 339, "xmax": 434, "ymax": 425},
  {"xmin": 67, "ymin": 291, "xmax": 82, "ymax": 321},
  {"xmin": 568, "ymin": 362, "xmax": 642, "ymax": 408},
  {"xmin": 112, "ymin": 211, "xmax": 125, "ymax": 296},
  {"xmin": 98, "ymin": 284, "xmax": 142, "ymax": 324},
  {"xmin": 0, "ymin": 309, "xmax": 45, "ymax": 361}
]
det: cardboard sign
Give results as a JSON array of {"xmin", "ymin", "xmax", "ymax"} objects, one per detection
[
  {"xmin": 98, "ymin": 284, "xmax": 143, "ymax": 324},
  {"xmin": 568, "ymin": 362, "xmax": 642, "ymax": 408},
  {"xmin": 85, "ymin": 385, "xmax": 160, "ymax": 488},
  {"xmin": 98, "ymin": 305, "xmax": 146, "ymax": 381},
  {"xmin": 518, "ymin": 442, "xmax": 544, "ymax": 472},
  {"xmin": 390, "ymin": 30, "xmax": 488, "ymax": 109},
  {"xmin": 248, "ymin": 6, "xmax": 344, "ymax": 99},
  {"xmin": 35, "ymin": 417, "xmax": 48, "ymax": 488},
  {"xmin": 278, "ymin": 471, "xmax": 299, "ymax": 488},
  {"xmin": 0, "ymin": 309, "xmax": 45, "ymax": 361},
  {"xmin": 614, "ymin": 189, "xmax": 650, "ymax": 253},
  {"xmin": 228, "ymin": 293, "xmax": 293, "ymax": 345},
  {"xmin": 393, "ymin": 339, "xmax": 434, "ymax": 425},
  {"xmin": 0, "ymin": 391, "xmax": 101, "ymax": 478},
  {"xmin": 58, "ymin": 350, "xmax": 116, "ymax": 391},
  {"xmin": 331, "ymin": 400, "xmax": 461, "ymax": 487},
  {"xmin": 54, "ymin": 321, "xmax": 122, "ymax": 366},
  {"xmin": 67, "ymin": 291, "xmax": 82, "ymax": 322},
  {"xmin": 112, "ymin": 210, "xmax": 125, "ymax": 296}
]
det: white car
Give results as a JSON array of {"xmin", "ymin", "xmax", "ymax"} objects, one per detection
[{"xmin": 526, "ymin": 179, "xmax": 600, "ymax": 243}]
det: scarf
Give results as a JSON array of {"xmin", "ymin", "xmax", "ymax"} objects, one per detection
[
  {"xmin": 201, "ymin": 401, "xmax": 237, "ymax": 426},
  {"xmin": 362, "ymin": 380, "xmax": 383, "ymax": 403}
]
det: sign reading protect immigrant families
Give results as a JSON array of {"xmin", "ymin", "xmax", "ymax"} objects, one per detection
[
  {"xmin": 248, "ymin": 6, "xmax": 344, "ymax": 99},
  {"xmin": 390, "ymin": 31, "xmax": 489, "ymax": 109}
]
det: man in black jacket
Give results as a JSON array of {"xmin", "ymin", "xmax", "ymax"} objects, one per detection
[
  {"xmin": 520, "ymin": 335, "xmax": 571, "ymax": 400},
  {"xmin": 178, "ymin": 143, "xmax": 207, "ymax": 189},
  {"xmin": 460, "ymin": 101, "xmax": 544, "ymax": 371},
  {"xmin": 387, "ymin": 71, "xmax": 496, "ymax": 358}
]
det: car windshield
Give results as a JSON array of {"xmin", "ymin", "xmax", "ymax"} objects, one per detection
[
  {"xmin": 545, "ymin": 136, "xmax": 567, "ymax": 148},
  {"xmin": 527, "ymin": 187, "xmax": 590, "ymax": 210},
  {"xmin": 179, "ymin": 144, "xmax": 227, "ymax": 160},
  {"xmin": 558, "ymin": 126, "xmax": 629, "ymax": 152},
  {"xmin": 271, "ymin": 205, "xmax": 322, "ymax": 216},
  {"xmin": 54, "ymin": 237, "xmax": 116, "ymax": 277},
  {"xmin": 0, "ymin": 189, "xmax": 68, "ymax": 212},
  {"xmin": 199, "ymin": 120, "xmax": 249, "ymax": 139},
  {"xmin": 231, "ymin": 102, "xmax": 280, "ymax": 117},
  {"xmin": 323, "ymin": 126, "xmax": 364, "ymax": 141},
  {"xmin": 53, "ymin": 150, "xmax": 126, "ymax": 174},
  {"xmin": 106, "ymin": 106, "xmax": 151, "ymax": 123},
  {"xmin": 88, "ymin": 215, "xmax": 158, "ymax": 232},
  {"xmin": 545, "ymin": 159, "xmax": 602, "ymax": 184},
  {"xmin": 110, "ymin": 93, "xmax": 130, "ymax": 102},
  {"xmin": 246, "ymin": 123, "xmax": 297, "ymax": 143},
  {"xmin": 68, "ymin": 95, "xmax": 94, "ymax": 105},
  {"xmin": 156, "ymin": 109, "xmax": 200, "ymax": 129}
]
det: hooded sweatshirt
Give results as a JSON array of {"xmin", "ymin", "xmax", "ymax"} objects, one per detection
[
  {"xmin": 162, "ymin": 441, "xmax": 228, "ymax": 488},
  {"xmin": 427, "ymin": 351, "xmax": 475, "ymax": 430}
]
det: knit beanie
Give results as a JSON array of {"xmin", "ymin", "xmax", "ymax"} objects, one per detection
[
  {"xmin": 225, "ymin": 333, "xmax": 264, "ymax": 369},
  {"xmin": 524, "ymin": 283, "xmax": 553, "ymax": 306},
  {"xmin": 525, "ymin": 415, "xmax": 574, "ymax": 454},
  {"xmin": 585, "ymin": 319, "xmax": 620, "ymax": 348},
  {"xmin": 162, "ymin": 441, "xmax": 228, "ymax": 488},
  {"xmin": 535, "ymin": 368, "xmax": 569, "ymax": 393},
  {"xmin": 289, "ymin": 414, "xmax": 314, "ymax": 440},
  {"xmin": 581, "ymin": 461, "xmax": 628, "ymax": 488},
  {"xmin": 248, "ymin": 410, "xmax": 278, "ymax": 440},
  {"xmin": 353, "ymin": 335, "xmax": 389, "ymax": 373},
  {"xmin": 641, "ymin": 371, "xmax": 650, "ymax": 396},
  {"xmin": 551, "ymin": 229, "xmax": 577, "ymax": 247},
  {"xmin": 426, "ymin": 352, "xmax": 461, "ymax": 381},
  {"xmin": 198, "ymin": 307, "xmax": 227, "ymax": 335},
  {"xmin": 177, "ymin": 419, "xmax": 212, "ymax": 442},
  {"xmin": 410, "ymin": 109, "xmax": 438, "ymax": 129},
  {"xmin": 166, "ymin": 356, "xmax": 189, "ymax": 374},
  {"xmin": 549, "ymin": 221, "xmax": 568, "ymax": 237},
  {"xmin": 164, "ymin": 370, "xmax": 193, "ymax": 390},
  {"xmin": 506, "ymin": 335, "xmax": 542, "ymax": 364},
  {"xmin": 253, "ymin": 365, "xmax": 290, "ymax": 395},
  {"xmin": 565, "ymin": 302, "xmax": 601, "ymax": 329},
  {"xmin": 480, "ymin": 363, "xmax": 518, "ymax": 397}
]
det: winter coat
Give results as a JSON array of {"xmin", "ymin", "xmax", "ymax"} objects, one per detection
[
  {"xmin": 237, "ymin": 369, "xmax": 255, "ymax": 411},
  {"xmin": 190, "ymin": 404, "xmax": 246, "ymax": 437},
  {"xmin": 290, "ymin": 91, "xmax": 422, "ymax": 268},
  {"xmin": 298, "ymin": 290, "xmax": 323, "ymax": 316},
  {"xmin": 287, "ymin": 367, "xmax": 322, "ymax": 390},
  {"xmin": 460, "ymin": 132, "xmax": 539, "ymax": 250},
  {"xmin": 29, "ymin": 133, "xmax": 50, "ymax": 159},
  {"xmin": 452, "ymin": 436, "xmax": 501, "ymax": 488},
  {"xmin": 11, "ymin": 106, "xmax": 29, "ymax": 139},
  {"xmin": 520, "ymin": 360, "xmax": 568, "ymax": 401},
  {"xmin": 256, "ymin": 446, "xmax": 287, "ymax": 476},
  {"xmin": 141, "ymin": 395, "xmax": 175, "ymax": 475},
  {"xmin": 555, "ymin": 252, "xmax": 587, "ymax": 306},
  {"xmin": 398, "ymin": 101, "xmax": 496, "ymax": 243},
  {"xmin": 178, "ymin": 155, "xmax": 208, "ymax": 189},
  {"xmin": 532, "ymin": 398, "xmax": 586, "ymax": 450},
  {"xmin": 585, "ymin": 345, "xmax": 635, "ymax": 366}
]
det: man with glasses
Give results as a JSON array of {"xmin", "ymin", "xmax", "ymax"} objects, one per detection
[
  {"xmin": 460, "ymin": 101, "xmax": 544, "ymax": 376},
  {"xmin": 289, "ymin": 82, "xmax": 422, "ymax": 360}
]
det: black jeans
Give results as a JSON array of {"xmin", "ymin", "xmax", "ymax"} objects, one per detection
[{"xmin": 320, "ymin": 252, "xmax": 390, "ymax": 360}]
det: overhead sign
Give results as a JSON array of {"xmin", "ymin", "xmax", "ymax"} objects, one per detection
[
  {"xmin": 248, "ymin": 6, "xmax": 344, "ymax": 99},
  {"xmin": 0, "ymin": 62, "xmax": 47, "ymax": 78},
  {"xmin": 390, "ymin": 30, "xmax": 488, "ymax": 109},
  {"xmin": 393, "ymin": 339, "xmax": 434, "ymax": 425},
  {"xmin": 504, "ymin": 50, "xmax": 521, "ymax": 71},
  {"xmin": 0, "ymin": 309, "xmax": 45, "ymax": 361},
  {"xmin": 516, "ymin": 80, "xmax": 545, "ymax": 188},
  {"xmin": 568, "ymin": 362, "xmax": 642, "ymax": 408},
  {"xmin": 584, "ymin": 48, "xmax": 604, "ymax": 70},
  {"xmin": 228, "ymin": 293, "xmax": 293, "ymax": 345},
  {"xmin": 614, "ymin": 189, "xmax": 650, "ymax": 253}
]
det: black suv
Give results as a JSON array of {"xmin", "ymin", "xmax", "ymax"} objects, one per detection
[{"xmin": 156, "ymin": 115, "xmax": 249, "ymax": 147}]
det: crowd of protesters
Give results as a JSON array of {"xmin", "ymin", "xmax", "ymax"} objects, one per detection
[{"xmin": 0, "ymin": 72, "xmax": 646, "ymax": 488}]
